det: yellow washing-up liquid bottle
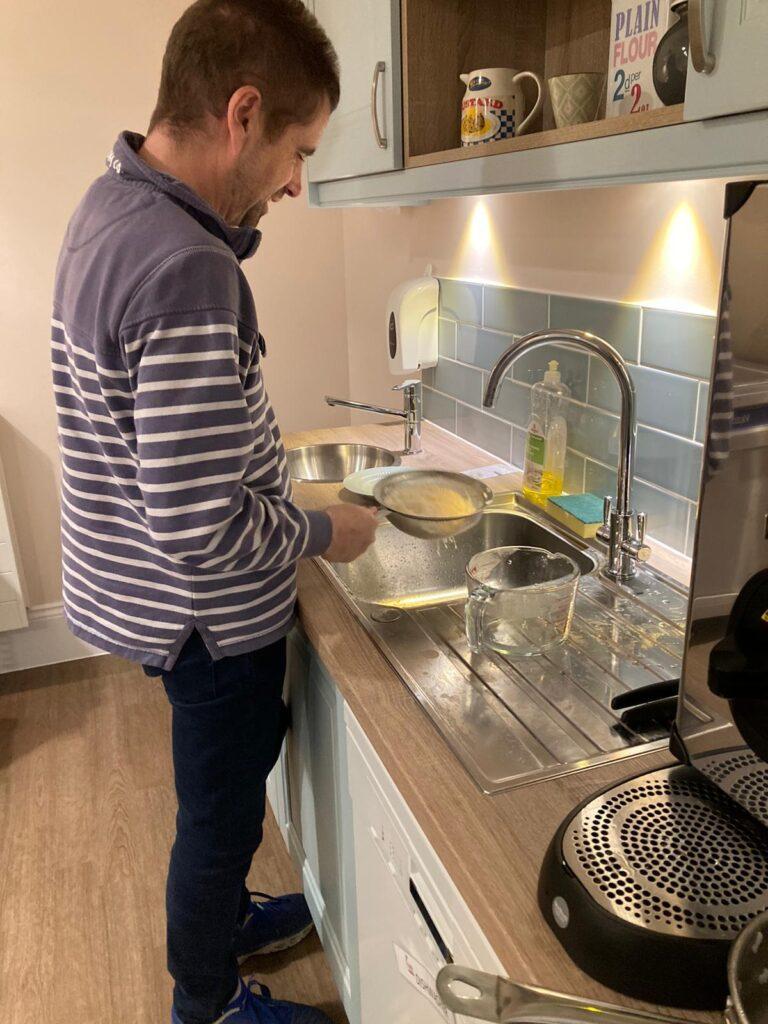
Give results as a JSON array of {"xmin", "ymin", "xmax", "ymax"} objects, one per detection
[{"xmin": 522, "ymin": 360, "xmax": 570, "ymax": 507}]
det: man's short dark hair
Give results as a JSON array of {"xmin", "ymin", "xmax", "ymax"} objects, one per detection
[{"xmin": 149, "ymin": 0, "xmax": 340, "ymax": 139}]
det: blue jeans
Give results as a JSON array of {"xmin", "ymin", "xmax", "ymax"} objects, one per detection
[{"xmin": 147, "ymin": 629, "xmax": 289, "ymax": 1024}]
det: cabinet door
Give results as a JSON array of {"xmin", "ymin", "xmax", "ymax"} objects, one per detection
[
  {"xmin": 308, "ymin": 0, "xmax": 403, "ymax": 183},
  {"xmin": 283, "ymin": 632, "xmax": 359, "ymax": 1018},
  {"xmin": 684, "ymin": 0, "xmax": 768, "ymax": 120}
]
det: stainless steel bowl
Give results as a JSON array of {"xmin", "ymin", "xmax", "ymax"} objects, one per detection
[{"xmin": 286, "ymin": 443, "xmax": 399, "ymax": 483}]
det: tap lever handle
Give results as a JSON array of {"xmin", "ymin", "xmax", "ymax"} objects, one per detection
[
  {"xmin": 636, "ymin": 511, "xmax": 647, "ymax": 544},
  {"xmin": 602, "ymin": 495, "xmax": 613, "ymax": 526},
  {"xmin": 393, "ymin": 379, "xmax": 421, "ymax": 392}
]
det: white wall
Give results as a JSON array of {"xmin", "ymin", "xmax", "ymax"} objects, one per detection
[{"xmin": 0, "ymin": 0, "xmax": 350, "ymax": 609}]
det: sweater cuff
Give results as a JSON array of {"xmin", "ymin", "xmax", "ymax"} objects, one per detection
[{"xmin": 303, "ymin": 509, "xmax": 333, "ymax": 559}]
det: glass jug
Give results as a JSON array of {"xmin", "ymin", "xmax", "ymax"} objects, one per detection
[{"xmin": 465, "ymin": 546, "xmax": 579, "ymax": 658}]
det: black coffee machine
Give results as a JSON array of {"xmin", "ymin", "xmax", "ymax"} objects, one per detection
[{"xmin": 539, "ymin": 182, "xmax": 768, "ymax": 1011}]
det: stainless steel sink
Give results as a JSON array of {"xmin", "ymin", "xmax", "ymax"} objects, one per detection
[
  {"xmin": 322, "ymin": 498, "xmax": 715, "ymax": 794},
  {"xmin": 331, "ymin": 502, "xmax": 597, "ymax": 610},
  {"xmin": 287, "ymin": 443, "xmax": 399, "ymax": 483}
]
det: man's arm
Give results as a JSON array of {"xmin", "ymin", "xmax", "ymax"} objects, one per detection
[{"xmin": 120, "ymin": 249, "xmax": 332, "ymax": 571}]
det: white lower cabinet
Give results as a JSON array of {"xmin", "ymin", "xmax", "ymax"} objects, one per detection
[
  {"xmin": 268, "ymin": 631, "xmax": 503, "ymax": 1023},
  {"xmin": 344, "ymin": 709, "xmax": 504, "ymax": 1024}
]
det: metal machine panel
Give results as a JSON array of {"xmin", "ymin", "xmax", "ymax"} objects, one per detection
[{"xmin": 678, "ymin": 181, "xmax": 768, "ymax": 825}]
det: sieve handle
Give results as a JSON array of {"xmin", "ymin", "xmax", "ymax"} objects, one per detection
[{"xmin": 437, "ymin": 966, "xmax": 693, "ymax": 1024}]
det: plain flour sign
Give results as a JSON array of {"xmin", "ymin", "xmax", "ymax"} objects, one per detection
[{"xmin": 606, "ymin": 1, "xmax": 672, "ymax": 116}]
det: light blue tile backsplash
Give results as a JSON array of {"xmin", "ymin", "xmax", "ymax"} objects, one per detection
[
  {"xmin": 511, "ymin": 344, "xmax": 589, "ymax": 403},
  {"xmin": 456, "ymin": 324, "xmax": 513, "ymax": 371},
  {"xmin": 550, "ymin": 296, "xmax": 641, "ymax": 362},
  {"xmin": 484, "ymin": 287, "xmax": 549, "ymax": 335},
  {"xmin": 589, "ymin": 361, "xmax": 699, "ymax": 437},
  {"xmin": 422, "ymin": 278, "xmax": 717, "ymax": 557},
  {"xmin": 439, "ymin": 280, "xmax": 483, "ymax": 324},
  {"xmin": 422, "ymin": 359, "xmax": 482, "ymax": 407},
  {"xmin": 641, "ymin": 308, "xmax": 716, "ymax": 378},
  {"xmin": 438, "ymin": 317, "xmax": 457, "ymax": 359},
  {"xmin": 456, "ymin": 404, "xmax": 512, "ymax": 461},
  {"xmin": 423, "ymin": 387, "xmax": 456, "ymax": 433}
]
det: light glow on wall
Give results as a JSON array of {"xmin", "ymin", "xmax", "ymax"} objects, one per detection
[
  {"xmin": 627, "ymin": 200, "xmax": 720, "ymax": 315},
  {"xmin": 449, "ymin": 198, "xmax": 511, "ymax": 284}
]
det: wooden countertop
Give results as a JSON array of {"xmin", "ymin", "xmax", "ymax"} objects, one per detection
[{"xmin": 288, "ymin": 422, "xmax": 711, "ymax": 1021}]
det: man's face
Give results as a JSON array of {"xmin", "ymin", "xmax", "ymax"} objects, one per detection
[{"xmin": 231, "ymin": 98, "xmax": 330, "ymax": 227}]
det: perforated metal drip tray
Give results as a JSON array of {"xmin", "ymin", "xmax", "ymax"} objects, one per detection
[
  {"xmin": 321, "ymin": 505, "xmax": 717, "ymax": 794},
  {"xmin": 563, "ymin": 764, "xmax": 768, "ymax": 938}
]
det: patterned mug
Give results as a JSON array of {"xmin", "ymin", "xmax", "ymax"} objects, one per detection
[{"xmin": 460, "ymin": 67, "xmax": 544, "ymax": 147}]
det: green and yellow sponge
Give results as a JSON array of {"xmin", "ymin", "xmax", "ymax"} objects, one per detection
[{"xmin": 546, "ymin": 493, "xmax": 604, "ymax": 539}]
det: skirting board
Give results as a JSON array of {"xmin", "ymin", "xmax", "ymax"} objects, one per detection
[{"xmin": 0, "ymin": 602, "xmax": 102, "ymax": 675}]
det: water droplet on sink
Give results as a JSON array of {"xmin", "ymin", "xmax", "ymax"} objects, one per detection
[{"xmin": 370, "ymin": 608, "xmax": 402, "ymax": 623}]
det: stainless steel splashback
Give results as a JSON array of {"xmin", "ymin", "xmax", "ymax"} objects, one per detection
[{"xmin": 677, "ymin": 181, "xmax": 768, "ymax": 827}]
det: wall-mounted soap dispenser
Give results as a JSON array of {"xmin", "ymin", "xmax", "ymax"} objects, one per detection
[{"xmin": 386, "ymin": 270, "xmax": 438, "ymax": 374}]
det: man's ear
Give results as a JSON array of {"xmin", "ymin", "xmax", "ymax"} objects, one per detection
[{"xmin": 226, "ymin": 85, "xmax": 264, "ymax": 154}]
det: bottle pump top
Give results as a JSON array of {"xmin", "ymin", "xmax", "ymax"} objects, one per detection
[{"xmin": 544, "ymin": 360, "xmax": 561, "ymax": 385}]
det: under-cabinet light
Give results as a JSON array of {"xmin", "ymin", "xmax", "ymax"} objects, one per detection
[
  {"xmin": 449, "ymin": 198, "xmax": 509, "ymax": 284},
  {"xmin": 627, "ymin": 200, "xmax": 719, "ymax": 316}
]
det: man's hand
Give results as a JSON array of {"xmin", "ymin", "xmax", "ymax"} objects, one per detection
[{"xmin": 323, "ymin": 504, "xmax": 379, "ymax": 563}]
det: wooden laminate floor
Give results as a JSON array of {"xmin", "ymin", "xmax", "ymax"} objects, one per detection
[{"xmin": 0, "ymin": 653, "xmax": 347, "ymax": 1024}]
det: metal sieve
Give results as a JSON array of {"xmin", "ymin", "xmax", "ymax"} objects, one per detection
[{"xmin": 372, "ymin": 469, "xmax": 495, "ymax": 539}]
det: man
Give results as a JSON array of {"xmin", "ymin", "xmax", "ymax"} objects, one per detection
[{"xmin": 50, "ymin": 2, "xmax": 378, "ymax": 1022}]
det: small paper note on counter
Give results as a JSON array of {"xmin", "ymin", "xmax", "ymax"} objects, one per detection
[{"xmin": 462, "ymin": 463, "xmax": 512, "ymax": 480}]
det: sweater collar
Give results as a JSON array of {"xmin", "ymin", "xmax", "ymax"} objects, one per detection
[{"xmin": 107, "ymin": 131, "xmax": 262, "ymax": 261}]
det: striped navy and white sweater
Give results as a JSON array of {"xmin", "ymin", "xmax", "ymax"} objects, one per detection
[{"xmin": 51, "ymin": 131, "xmax": 332, "ymax": 670}]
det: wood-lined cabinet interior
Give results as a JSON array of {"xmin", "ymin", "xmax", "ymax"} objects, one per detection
[
  {"xmin": 402, "ymin": 0, "xmax": 682, "ymax": 168},
  {"xmin": 307, "ymin": 0, "xmax": 768, "ymax": 203}
]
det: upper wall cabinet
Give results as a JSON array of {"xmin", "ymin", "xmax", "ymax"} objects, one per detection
[
  {"xmin": 308, "ymin": 0, "xmax": 403, "ymax": 183},
  {"xmin": 308, "ymin": 0, "xmax": 768, "ymax": 207},
  {"xmin": 683, "ymin": 0, "xmax": 768, "ymax": 121}
]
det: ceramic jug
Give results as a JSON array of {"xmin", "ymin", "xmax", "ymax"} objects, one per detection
[{"xmin": 460, "ymin": 67, "xmax": 543, "ymax": 146}]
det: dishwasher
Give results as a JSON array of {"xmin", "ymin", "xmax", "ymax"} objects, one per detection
[{"xmin": 345, "ymin": 713, "xmax": 501, "ymax": 1024}]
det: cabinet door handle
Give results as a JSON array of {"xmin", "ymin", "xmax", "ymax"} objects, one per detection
[
  {"xmin": 371, "ymin": 60, "xmax": 388, "ymax": 149},
  {"xmin": 689, "ymin": 0, "xmax": 716, "ymax": 74}
]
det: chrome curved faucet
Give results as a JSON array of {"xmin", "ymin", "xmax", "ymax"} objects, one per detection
[{"xmin": 484, "ymin": 329, "xmax": 651, "ymax": 581}]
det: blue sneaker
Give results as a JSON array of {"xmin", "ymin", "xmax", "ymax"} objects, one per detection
[
  {"xmin": 233, "ymin": 891, "xmax": 315, "ymax": 963},
  {"xmin": 171, "ymin": 979, "xmax": 334, "ymax": 1024}
]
